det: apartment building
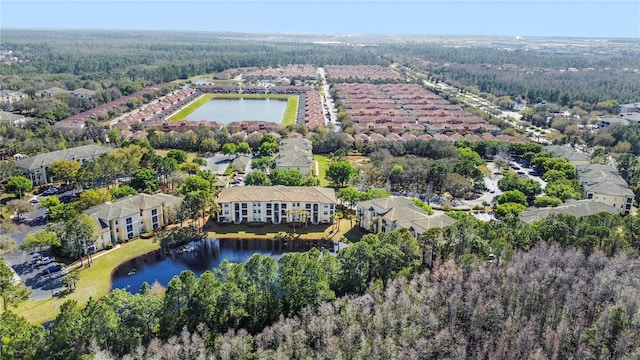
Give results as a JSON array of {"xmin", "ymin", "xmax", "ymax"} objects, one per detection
[{"xmin": 216, "ymin": 186, "xmax": 336, "ymax": 225}]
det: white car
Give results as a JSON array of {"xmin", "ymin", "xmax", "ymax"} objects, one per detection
[{"xmin": 36, "ymin": 257, "xmax": 54, "ymax": 266}]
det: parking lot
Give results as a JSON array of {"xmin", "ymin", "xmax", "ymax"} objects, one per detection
[{"xmin": 3, "ymin": 188, "xmax": 79, "ymax": 299}]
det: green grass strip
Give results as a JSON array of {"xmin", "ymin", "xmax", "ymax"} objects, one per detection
[
  {"xmin": 13, "ymin": 239, "xmax": 160, "ymax": 324},
  {"xmin": 282, "ymin": 95, "xmax": 299, "ymax": 127},
  {"xmin": 169, "ymin": 93, "xmax": 214, "ymax": 120},
  {"xmin": 314, "ymin": 154, "xmax": 330, "ymax": 186}
]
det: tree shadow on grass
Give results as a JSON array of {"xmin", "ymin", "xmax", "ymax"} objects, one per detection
[{"xmin": 342, "ymin": 226, "xmax": 368, "ymax": 243}]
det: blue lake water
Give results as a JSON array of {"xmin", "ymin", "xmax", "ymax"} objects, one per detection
[
  {"xmin": 185, "ymin": 98, "xmax": 287, "ymax": 124},
  {"xmin": 111, "ymin": 238, "xmax": 340, "ymax": 293}
]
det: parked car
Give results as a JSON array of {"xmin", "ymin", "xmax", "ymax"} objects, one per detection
[
  {"xmin": 29, "ymin": 197, "xmax": 40, "ymax": 203},
  {"xmin": 43, "ymin": 264, "xmax": 63, "ymax": 274},
  {"xmin": 43, "ymin": 187, "xmax": 58, "ymax": 195},
  {"xmin": 36, "ymin": 256, "xmax": 55, "ymax": 266}
]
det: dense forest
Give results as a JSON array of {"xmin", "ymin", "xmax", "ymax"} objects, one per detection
[
  {"xmin": 385, "ymin": 41, "xmax": 640, "ymax": 105},
  {"xmin": 3, "ymin": 211, "xmax": 640, "ymax": 359}
]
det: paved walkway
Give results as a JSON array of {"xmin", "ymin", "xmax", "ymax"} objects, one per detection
[{"xmin": 68, "ymin": 244, "xmax": 121, "ymax": 271}]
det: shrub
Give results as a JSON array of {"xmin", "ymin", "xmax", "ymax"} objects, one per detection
[{"xmin": 140, "ymin": 231, "xmax": 154, "ymax": 239}]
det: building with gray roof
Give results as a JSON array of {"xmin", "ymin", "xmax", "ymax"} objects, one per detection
[
  {"xmin": 84, "ymin": 193, "xmax": 182, "ymax": 247},
  {"xmin": 576, "ymin": 164, "xmax": 634, "ymax": 215},
  {"xmin": 275, "ymin": 138, "xmax": 313, "ymax": 175},
  {"xmin": 356, "ymin": 196, "xmax": 457, "ymax": 237},
  {"xmin": 518, "ymin": 199, "xmax": 619, "ymax": 224},
  {"xmin": 15, "ymin": 144, "xmax": 114, "ymax": 185},
  {"xmin": 544, "ymin": 145, "xmax": 591, "ymax": 166}
]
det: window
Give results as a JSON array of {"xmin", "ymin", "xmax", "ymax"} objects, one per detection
[
  {"xmin": 224, "ymin": 210, "xmax": 229, "ymax": 215},
  {"xmin": 151, "ymin": 209, "xmax": 158, "ymax": 216},
  {"xmin": 126, "ymin": 224, "xmax": 133, "ymax": 233},
  {"xmin": 266, "ymin": 210, "xmax": 272, "ymax": 216},
  {"xmin": 115, "ymin": 220, "xmax": 118, "ymax": 225},
  {"xmin": 242, "ymin": 210, "xmax": 247, "ymax": 216},
  {"xmin": 324, "ymin": 211, "xmax": 328, "ymax": 215},
  {"xmin": 241, "ymin": 203, "xmax": 247, "ymax": 209},
  {"xmin": 266, "ymin": 203, "xmax": 272, "ymax": 209},
  {"xmin": 224, "ymin": 203, "xmax": 229, "ymax": 208},
  {"xmin": 152, "ymin": 215, "xmax": 158, "ymax": 224},
  {"xmin": 126, "ymin": 217, "xmax": 133, "ymax": 225}
]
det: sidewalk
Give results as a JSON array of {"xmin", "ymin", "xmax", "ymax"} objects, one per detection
[{"xmin": 68, "ymin": 244, "xmax": 121, "ymax": 271}]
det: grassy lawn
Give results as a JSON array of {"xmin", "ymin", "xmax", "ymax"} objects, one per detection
[
  {"xmin": 154, "ymin": 149, "xmax": 199, "ymax": 162},
  {"xmin": 13, "ymin": 239, "xmax": 160, "ymax": 324},
  {"xmin": 282, "ymin": 95, "xmax": 298, "ymax": 127},
  {"xmin": 169, "ymin": 94, "xmax": 214, "ymax": 120},
  {"xmin": 206, "ymin": 218, "xmax": 354, "ymax": 241},
  {"xmin": 314, "ymin": 154, "xmax": 330, "ymax": 186}
]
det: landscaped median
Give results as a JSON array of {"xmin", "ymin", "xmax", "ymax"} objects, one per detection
[{"xmin": 14, "ymin": 239, "xmax": 160, "ymax": 324}]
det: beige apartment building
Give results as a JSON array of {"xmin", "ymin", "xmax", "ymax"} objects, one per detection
[{"xmin": 216, "ymin": 186, "xmax": 336, "ymax": 225}]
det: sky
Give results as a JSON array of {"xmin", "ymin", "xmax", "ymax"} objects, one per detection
[{"xmin": 1, "ymin": 1, "xmax": 639, "ymax": 39}]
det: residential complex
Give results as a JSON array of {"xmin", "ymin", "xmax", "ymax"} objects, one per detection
[
  {"xmin": 84, "ymin": 193, "xmax": 182, "ymax": 249},
  {"xmin": 519, "ymin": 199, "xmax": 619, "ymax": 224},
  {"xmin": 542, "ymin": 146, "xmax": 635, "ymax": 215},
  {"xmin": 275, "ymin": 138, "xmax": 314, "ymax": 175},
  {"xmin": 576, "ymin": 164, "xmax": 635, "ymax": 215},
  {"xmin": 216, "ymin": 186, "xmax": 337, "ymax": 225},
  {"xmin": 544, "ymin": 145, "xmax": 591, "ymax": 166},
  {"xmin": 356, "ymin": 196, "xmax": 457, "ymax": 237},
  {"xmin": 15, "ymin": 144, "xmax": 114, "ymax": 185}
]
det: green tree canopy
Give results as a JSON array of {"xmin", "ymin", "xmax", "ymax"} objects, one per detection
[
  {"xmin": 497, "ymin": 190, "xmax": 528, "ymax": 206},
  {"xmin": 21, "ymin": 228, "xmax": 60, "ymax": 252},
  {"xmin": 167, "ymin": 149, "xmax": 188, "ymax": 164},
  {"xmin": 251, "ymin": 157, "xmax": 275, "ymax": 172},
  {"xmin": 76, "ymin": 188, "xmax": 112, "ymax": 210},
  {"xmin": 258, "ymin": 141, "xmax": 279, "ymax": 157},
  {"xmin": 326, "ymin": 160, "xmax": 356, "ymax": 187},
  {"xmin": 221, "ymin": 143, "xmax": 237, "ymax": 159},
  {"xmin": 534, "ymin": 195, "xmax": 563, "ymax": 207},
  {"xmin": 0, "ymin": 258, "xmax": 30, "ymax": 311},
  {"xmin": 49, "ymin": 160, "xmax": 81, "ymax": 184},
  {"xmin": 181, "ymin": 175, "xmax": 211, "ymax": 194},
  {"xmin": 244, "ymin": 170, "xmax": 272, "ymax": 186},
  {"xmin": 272, "ymin": 169, "xmax": 304, "ymax": 186},
  {"xmin": 109, "ymin": 185, "xmax": 138, "ymax": 199},
  {"xmin": 5, "ymin": 176, "xmax": 33, "ymax": 199},
  {"xmin": 131, "ymin": 168, "xmax": 159, "ymax": 193}
]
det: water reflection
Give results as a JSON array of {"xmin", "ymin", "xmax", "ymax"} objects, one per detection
[{"xmin": 111, "ymin": 238, "xmax": 340, "ymax": 293}]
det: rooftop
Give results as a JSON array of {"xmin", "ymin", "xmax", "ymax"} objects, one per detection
[
  {"xmin": 217, "ymin": 186, "xmax": 336, "ymax": 204},
  {"xmin": 518, "ymin": 199, "xmax": 620, "ymax": 224}
]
